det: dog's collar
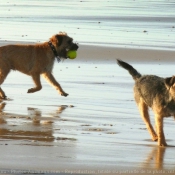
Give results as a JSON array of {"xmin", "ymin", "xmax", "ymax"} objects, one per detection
[{"xmin": 48, "ymin": 41, "xmax": 61, "ymax": 62}]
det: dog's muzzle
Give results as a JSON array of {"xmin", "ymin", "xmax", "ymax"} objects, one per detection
[
  {"xmin": 61, "ymin": 43, "xmax": 79, "ymax": 59},
  {"xmin": 70, "ymin": 43, "xmax": 79, "ymax": 51}
]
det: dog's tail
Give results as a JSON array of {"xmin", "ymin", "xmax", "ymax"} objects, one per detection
[{"xmin": 117, "ymin": 59, "xmax": 141, "ymax": 80}]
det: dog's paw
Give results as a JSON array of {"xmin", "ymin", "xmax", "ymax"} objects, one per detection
[
  {"xmin": 61, "ymin": 92, "xmax": 69, "ymax": 97},
  {"xmin": 159, "ymin": 141, "xmax": 168, "ymax": 147},
  {"xmin": 27, "ymin": 88, "xmax": 34, "ymax": 93},
  {"xmin": 152, "ymin": 135, "xmax": 158, "ymax": 142},
  {"xmin": 159, "ymin": 143, "xmax": 168, "ymax": 147}
]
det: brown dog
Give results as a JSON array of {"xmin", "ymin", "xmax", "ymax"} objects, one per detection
[
  {"xmin": 0, "ymin": 32, "xmax": 78, "ymax": 99},
  {"xmin": 117, "ymin": 59, "xmax": 175, "ymax": 147}
]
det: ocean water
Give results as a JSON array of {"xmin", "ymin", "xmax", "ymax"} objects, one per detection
[{"xmin": 0, "ymin": 0, "xmax": 175, "ymax": 49}]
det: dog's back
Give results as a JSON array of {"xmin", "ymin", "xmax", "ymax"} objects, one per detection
[
  {"xmin": 134, "ymin": 75, "xmax": 167, "ymax": 108},
  {"xmin": 0, "ymin": 43, "xmax": 53, "ymax": 75}
]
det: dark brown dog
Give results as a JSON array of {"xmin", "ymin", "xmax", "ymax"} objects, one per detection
[
  {"xmin": 117, "ymin": 59, "xmax": 175, "ymax": 146},
  {"xmin": 0, "ymin": 32, "xmax": 78, "ymax": 98}
]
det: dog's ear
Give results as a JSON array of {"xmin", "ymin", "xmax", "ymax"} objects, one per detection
[
  {"xmin": 56, "ymin": 35, "xmax": 63, "ymax": 46},
  {"xmin": 165, "ymin": 76, "xmax": 175, "ymax": 88}
]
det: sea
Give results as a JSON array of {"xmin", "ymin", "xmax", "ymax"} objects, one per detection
[{"xmin": 0, "ymin": 0, "xmax": 175, "ymax": 49}]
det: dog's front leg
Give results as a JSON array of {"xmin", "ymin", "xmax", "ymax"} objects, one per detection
[
  {"xmin": 28, "ymin": 74, "xmax": 42, "ymax": 93},
  {"xmin": 155, "ymin": 115, "xmax": 167, "ymax": 147},
  {"xmin": 42, "ymin": 72, "xmax": 68, "ymax": 97}
]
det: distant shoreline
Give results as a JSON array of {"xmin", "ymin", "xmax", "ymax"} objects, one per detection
[
  {"xmin": 0, "ymin": 40, "xmax": 175, "ymax": 64},
  {"xmin": 0, "ymin": 39, "xmax": 175, "ymax": 51}
]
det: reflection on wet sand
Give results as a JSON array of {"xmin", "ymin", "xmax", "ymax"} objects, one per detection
[
  {"xmin": 142, "ymin": 146, "xmax": 166, "ymax": 169},
  {"xmin": 27, "ymin": 105, "xmax": 70, "ymax": 123},
  {"xmin": 27, "ymin": 107, "xmax": 42, "ymax": 124},
  {"xmin": 0, "ymin": 103, "xmax": 76, "ymax": 143},
  {"xmin": 0, "ymin": 128, "xmax": 54, "ymax": 142},
  {"xmin": 0, "ymin": 102, "xmax": 6, "ymax": 124},
  {"xmin": 2, "ymin": 102, "xmax": 174, "ymax": 171}
]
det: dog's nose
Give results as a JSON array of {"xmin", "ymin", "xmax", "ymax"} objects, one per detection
[{"xmin": 71, "ymin": 44, "xmax": 79, "ymax": 51}]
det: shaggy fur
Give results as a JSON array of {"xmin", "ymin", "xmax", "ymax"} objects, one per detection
[
  {"xmin": 117, "ymin": 59, "xmax": 175, "ymax": 147},
  {"xmin": 0, "ymin": 32, "xmax": 78, "ymax": 98}
]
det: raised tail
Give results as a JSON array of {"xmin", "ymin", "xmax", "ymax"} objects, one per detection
[{"xmin": 117, "ymin": 59, "xmax": 141, "ymax": 80}]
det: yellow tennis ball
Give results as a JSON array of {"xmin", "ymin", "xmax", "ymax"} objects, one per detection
[{"xmin": 67, "ymin": 50, "xmax": 77, "ymax": 59}]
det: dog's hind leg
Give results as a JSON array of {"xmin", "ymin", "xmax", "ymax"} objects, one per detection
[
  {"xmin": 27, "ymin": 74, "xmax": 42, "ymax": 93},
  {"xmin": 138, "ymin": 99, "xmax": 158, "ymax": 141},
  {"xmin": 155, "ymin": 115, "xmax": 167, "ymax": 147},
  {"xmin": 0, "ymin": 64, "xmax": 10, "ymax": 99},
  {"xmin": 0, "ymin": 87, "xmax": 6, "ymax": 99}
]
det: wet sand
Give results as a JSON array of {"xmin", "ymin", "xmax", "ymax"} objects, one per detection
[{"xmin": 0, "ymin": 41, "xmax": 175, "ymax": 174}]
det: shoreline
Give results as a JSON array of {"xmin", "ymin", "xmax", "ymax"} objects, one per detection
[
  {"xmin": 77, "ymin": 44, "xmax": 175, "ymax": 63},
  {"xmin": 0, "ymin": 40, "xmax": 175, "ymax": 64}
]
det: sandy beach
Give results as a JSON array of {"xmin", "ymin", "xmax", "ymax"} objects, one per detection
[
  {"xmin": 0, "ymin": 40, "xmax": 175, "ymax": 175},
  {"xmin": 0, "ymin": 0, "xmax": 175, "ymax": 174}
]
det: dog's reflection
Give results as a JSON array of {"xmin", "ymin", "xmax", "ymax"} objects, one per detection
[
  {"xmin": 27, "ymin": 105, "xmax": 68, "ymax": 124},
  {"xmin": 0, "ymin": 103, "xmax": 71, "ymax": 142},
  {"xmin": 0, "ymin": 102, "xmax": 7, "ymax": 124},
  {"xmin": 142, "ymin": 146, "xmax": 166, "ymax": 169},
  {"xmin": 27, "ymin": 107, "xmax": 42, "ymax": 124}
]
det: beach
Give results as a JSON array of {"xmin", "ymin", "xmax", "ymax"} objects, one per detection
[
  {"xmin": 0, "ymin": 43, "xmax": 175, "ymax": 175},
  {"xmin": 0, "ymin": 0, "xmax": 175, "ymax": 175}
]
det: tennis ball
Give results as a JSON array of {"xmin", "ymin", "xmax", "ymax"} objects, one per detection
[{"xmin": 67, "ymin": 50, "xmax": 77, "ymax": 59}]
